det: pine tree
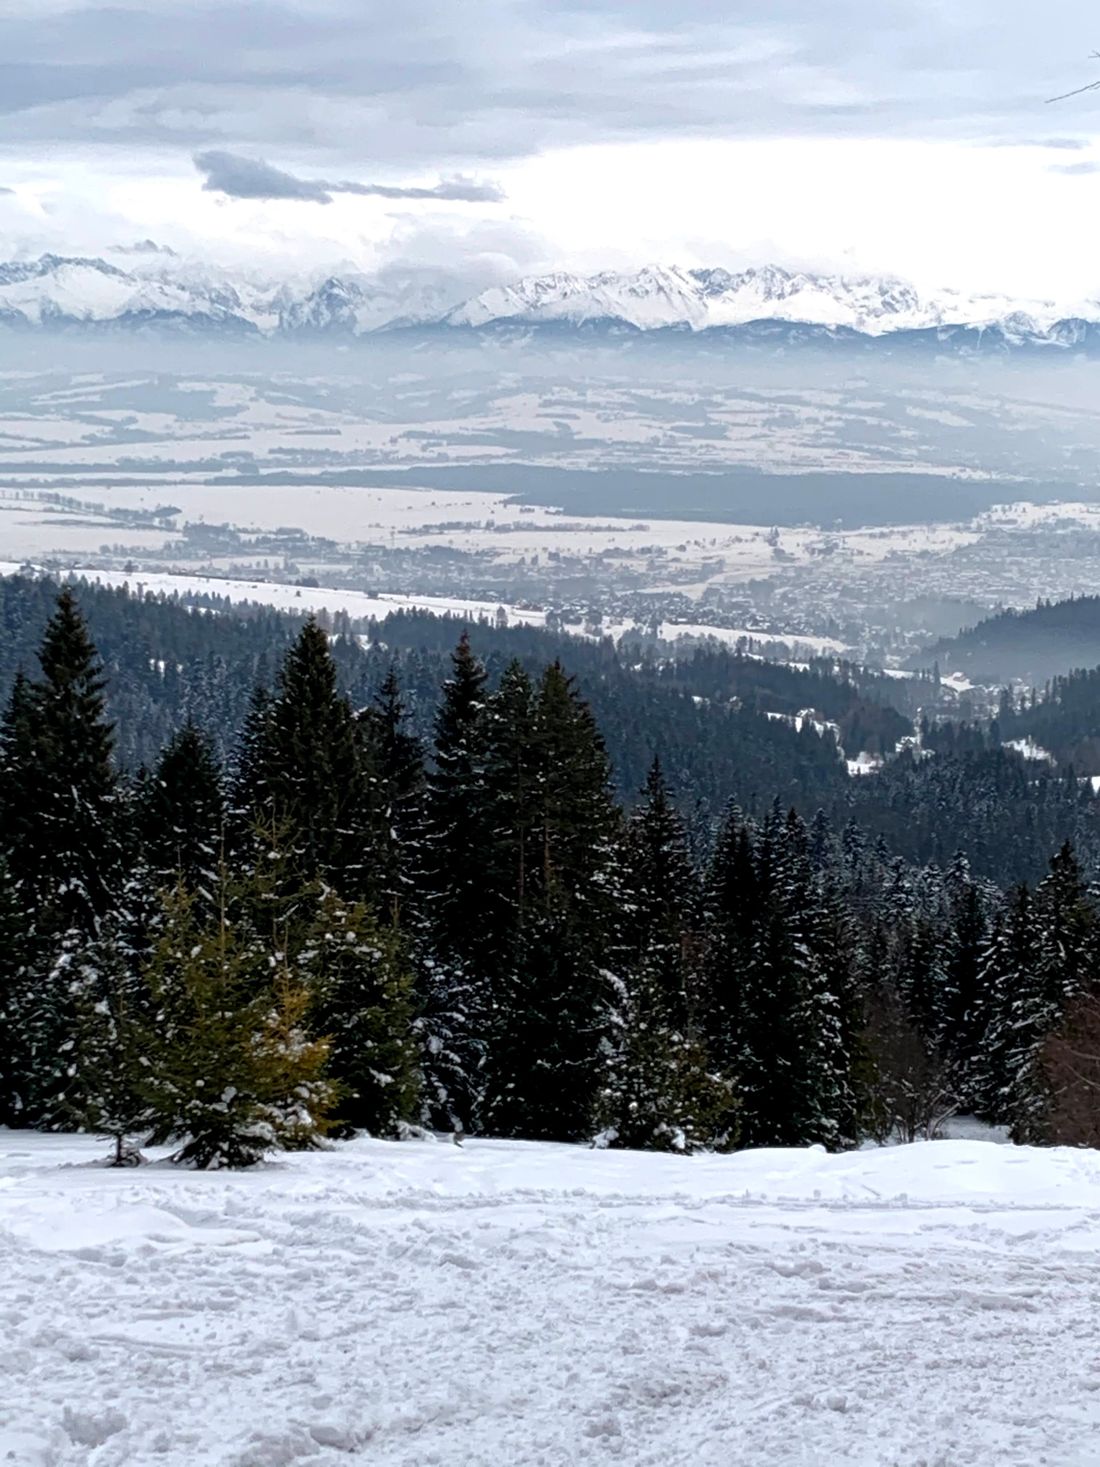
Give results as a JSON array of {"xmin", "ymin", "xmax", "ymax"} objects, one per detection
[
  {"xmin": 68, "ymin": 920, "xmax": 153, "ymax": 1164},
  {"xmin": 420, "ymin": 634, "xmax": 494, "ymax": 1129},
  {"xmin": 484, "ymin": 660, "xmax": 539, "ymax": 933},
  {"xmin": 424, "ymin": 633, "xmax": 494, "ymax": 964},
  {"xmin": 356, "ymin": 665, "xmax": 426, "ymax": 927},
  {"xmin": 1011, "ymin": 844, "xmax": 1097, "ymax": 1141},
  {"xmin": 484, "ymin": 663, "xmax": 624, "ymax": 1141},
  {"xmin": 0, "ymin": 854, "xmax": 31, "ymax": 1127},
  {"xmin": 227, "ymin": 683, "xmax": 274, "ymax": 850},
  {"xmin": 897, "ymin": 913, "xmax": 944, "ymax": 1041},
  {"xmin": 13, "ymin": 929, "xmax": 86, "ymax": 1128},
  {"xmin": 236, "ymin": 621, "xmax": 365, "ymax": 893},
  {"xmin": 800, "ymin": 851, "xmax": 865, "ymax": 1148},
  {"xmin": 0, "ymin": 595, "xmax": 126, "ymax": 1125},
  {"xmin": 735, "ymin": 901, "xmax": 814, "ymax": 1147},
  {"xmin": 701, "ymin": 804, "xmax": 759, "ymax": 1074},
  {"xmin": 140, "ymin": 722, "xmax": 226, "ymax": 900},
  {"xmin": 861, "ymin": 980, "xmax": 955, "ymax": 1143},
  {"xmin": 301, "ymin": 890, "xmax": 420, "ymax": 1136},
  {"xmin": 937, "ymin": 853, "xmax": 994, "ymax": 1103},
  {"xmin": 530, "ymin": 662, "xmax": 623, "ymax": 923},
  {"xmin": 0, "ymin": 589, "xmax": 121, "ymax": 935},
  {"xmin": 707, "ymin": 808, "xmax": 861, "ymax": 1150},
  {"xmin": 600, "ymin": 760, "xmax": 733, "ymax": 1152},
  {"xmin": 254, "ymin": 975, "xmax": 338, "ymax": 1153},
  {"xmin": 142, "ymin": 880, "xmax": 335, "ymax": 1168},
  {"xmin": 971, "ymin": 884, "xmax": 1039, "ymax": 1124}
]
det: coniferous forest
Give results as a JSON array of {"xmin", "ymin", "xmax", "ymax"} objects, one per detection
[{"xmin": 4, "ymin": 583, "xmax": 1100, "ymax": 1167}]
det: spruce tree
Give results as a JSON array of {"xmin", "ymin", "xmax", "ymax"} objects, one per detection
[
  {"xmin": 142, "ymin": 880, "xmax": 335, "ymax": 1168},
  {"xmin": 0, "ymin": 594, "xmax": 123, "ymax": 1125},
  {"xmin": 1010, "ymin": 844, "xmax": 1097, "ymax": 1140},
  {"xmin": 227, "ymin": 684, "xmax": 274, "ymax": 851},
  {"xmin": 600, "ymin": 760, "xmax": 733, "ymax": 1151},
  {"xmin": 356, "ymin": 665, "xmax": 426, "ymax": 927},
  {"xmin": 424, "ymin": 633, "xmax": 494, "ymax": 964},
  {"xmin": 0, "ymin": 854, "xmax": 31, "ymax": 1127},
  {"xmin": 971, "ymin": 884, "xmax": 1039, "ymax": 1124},
  {"xmin": 799, "ymin": 839, "xmax": 864, "ymax": 1148},
  {"xmin": 420, "ymin": 634, "xmax": 494, "ymax": 1129},
  {"xmin": 301, "ymin": 890, "xmax": 420, "ymax": 1136},
  {"xmin": 484, "ymin": 660, "xmax": 539, "ymax": 932},
  {"xmin": 938, "ymin": 853, "xmax": 992, "ymax": 1099},
  {"xmin": 68, "ymin": 920, "xmax": 153, "ymax": 1164},
  {"xmin": 701, "ymin": 804, "xmax": 759, "ymax": 1074},
  {"xmin": 478, "ymin": 659, "xmax": 540, "ymax": 1075},
  {"xmin": 140, "ymin": 722, "xmax": 225, "ymax": 898},
  {"xmin": 706, "ymin": 808, "xmax": 861, "ymax": 1150},
  {"xmin": 0, "ymin": 589, "xmax": 120, "ymax": 935},
  {"xmin": 236, "ymin": 621, "xmax": 364, "ymax": 892},
  {"xmin": 484, "ymin": 663, "xmax": 623, "ymax": 1141}
]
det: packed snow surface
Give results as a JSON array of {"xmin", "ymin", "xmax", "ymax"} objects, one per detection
[{"xmin": 4, "ymin": 1133, "xmax": 1100, "ymax": 1465}]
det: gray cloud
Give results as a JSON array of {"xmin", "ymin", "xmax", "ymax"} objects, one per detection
[
  {"xmin": 334, "ymin": 176, "xmax": 504, "ymax": 202},
  {"xmin": 193, "ymin": 149, "xmax": 503, "ymax": 204},
  {"xmin": 109, "ymin": 238, "xmax": 179, "ymax": 255},
  {"xmin": 195, "ymin": 150, "xmax": 332, "ymax": 202},
  {"xmin": 0, "ymin": 186, "xmax": 12, "ymax": 194},
  {"xmin": 0, "ymin": 1, "xmax": 1097, "ymax": 169},
  {"xmin": 1051, "ymin": 159, "xmax": 1100, "ymax": 175},
  {"xmin": 1010, "ymin": 137, "xmax": 1091, "ymax": 150}
]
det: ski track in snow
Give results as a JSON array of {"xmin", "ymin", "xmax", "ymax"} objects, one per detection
[{"xmin": 3, "ymin": 1134, "xmax": 1100, "ymax": 1466}]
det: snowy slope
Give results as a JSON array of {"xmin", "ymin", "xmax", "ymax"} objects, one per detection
[
  {"xmin": 0, "ymin": 253, "xmax": 1095, "ymax": 344},
  {"xmin": 4, "ymin": 1131, "xmax": 1100, "ymax": 1465},
  {"xmin": 0, "ymin": 255, "xmax": 446, "ymax": 337},
  {"xmin": 0, "ymin": 255, "xmax": 261, "ymax": 332}
]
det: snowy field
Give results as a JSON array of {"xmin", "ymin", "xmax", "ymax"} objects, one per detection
[
  {"xmin": 0, "ymin": 562, "xmax": 857, "ymax": 659},
  {"xmin": 4, "ymin": 1133, "xmax": 1100, "ymax": 1466},
  {"xmin": 0, "ymin": 480, "xmax": 979, "ymax": 574},
  {"xmin": 0, "ymin": 562, "xmax": 552, "ymax": 633}
]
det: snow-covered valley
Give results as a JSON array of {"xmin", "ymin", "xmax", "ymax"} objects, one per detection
[{"xmin": 4, "ymin": 1132, "xmax": 1100, "ymax": 1466}]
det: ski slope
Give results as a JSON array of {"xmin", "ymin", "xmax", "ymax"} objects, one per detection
[{"xmin": 3, "ymin": 1132, "xmax": 1100, "ymax": 1465}]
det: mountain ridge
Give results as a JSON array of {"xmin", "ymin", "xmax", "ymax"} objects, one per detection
[{"xmin": 0, "ymin": 253, "xmax": 1095, "ymax": 351}]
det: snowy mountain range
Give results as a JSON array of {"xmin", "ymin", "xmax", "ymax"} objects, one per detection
[
  {"xmin": 0, "ymin": 253, "xmax": 1097, "ymax": 351},
  {"xmin": 442, "ymin": 264, "xmax": 1060, "ymax": 336}
]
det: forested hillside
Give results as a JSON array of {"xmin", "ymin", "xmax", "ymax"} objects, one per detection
[
  {"xmin": 919, "ymin": 595, "xmax": 1100, "ymax": 684},
  {"xmin": 4, "ymin": 584, "xmax": 1100, "ymax": 1169},
  {"xmin": 998, "ymin": 667, "xmax": 1100, "ymax": 776},
  {"xmin": 0, "ymin": 577, "xmax": 857, "ymax": 812},
  {"xmin": 3, "ymin": 575, "xmax": 1096, "ymax": 885}
]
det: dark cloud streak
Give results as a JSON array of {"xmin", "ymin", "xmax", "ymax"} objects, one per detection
[
  {"xmin": 194, "ymin": 150, "xmax": 331, "ymax": 202},
  {"xmin": 193, "ymin": 149, "xmax": 503, "ymax": 204}
]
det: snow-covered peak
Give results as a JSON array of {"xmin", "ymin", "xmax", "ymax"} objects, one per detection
[
  {"xmin": 443, "ymin": 263, "xmax": 1058, "ymax": 335},
  {"xmin": 0, "ymin": 253, "xmax": 260, "ymax": 330},
  {"xmin": 0, "ymin": 252, "xmax": 1090, "ymax": 343}
]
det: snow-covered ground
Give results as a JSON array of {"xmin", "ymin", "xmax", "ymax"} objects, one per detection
[
  {"xmin": 0, "ymin": 562, "xmax": 855, "ymax": 659},
  {"xmin": 0, "ymin": 563, "xmax": 551, "ymax": 633},
  {"xmin": 4, "ymin": 1132, "xmax": 1100, "ymax": 1466},
  {"xmin": 0, "ymin": 480, "xmax": 979, "ymax": 573}
]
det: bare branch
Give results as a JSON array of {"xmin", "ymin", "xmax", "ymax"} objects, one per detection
[{"xmin": 1047, "ymin": 53, "xmax": 1100, "ymax": 103}]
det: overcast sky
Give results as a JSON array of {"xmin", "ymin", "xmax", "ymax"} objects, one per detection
[{"xmin": 0, "ymin": 0, "xmax": 1098, "ymax": 296}]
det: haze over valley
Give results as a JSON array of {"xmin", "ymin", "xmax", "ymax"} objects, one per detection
[{"xmin": 5, "ymin": 319, "xmax": 1100, "ymax": 687}]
